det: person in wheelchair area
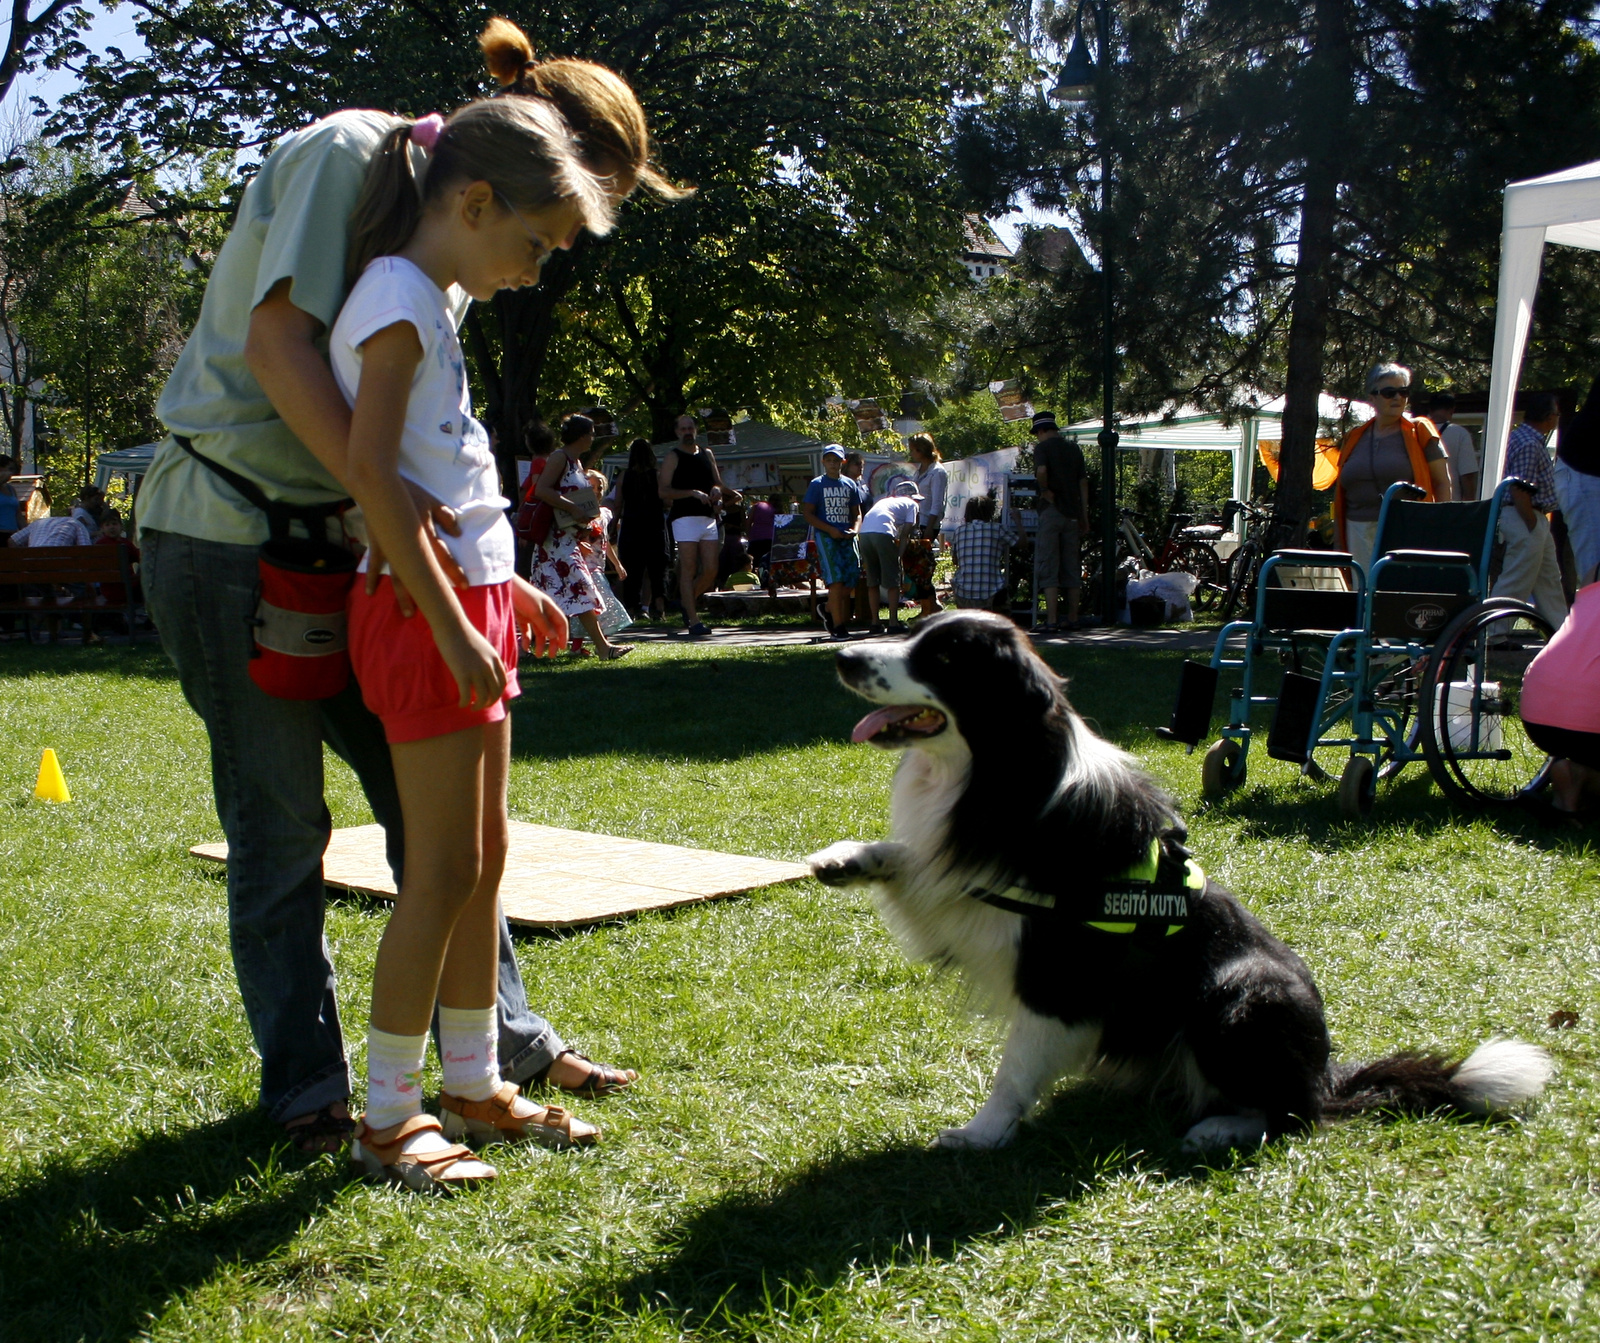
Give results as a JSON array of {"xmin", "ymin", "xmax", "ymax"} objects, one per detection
[
  {"xmin": 1552, "ymin": 374, "xmax": 1600, "ymax": 590},
  {"xmin": 1333, "ymin": 362, "xmax": 1453, "ymax": 567},
  {"xmin": 1496, "ymin": 391, "xmax": 1569, "ymax": 628},
  {"xmin": 1521, "ymin": 579, "xmax": 1600, "ymax": 816}
]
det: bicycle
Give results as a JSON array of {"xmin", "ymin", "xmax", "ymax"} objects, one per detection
[
  {"xmin": 1216, "ymin": 499, "xmax": 1273, "ymax": 623},
  {"xmin": 1082, "ymin": 507, "xmax": 1230, "ymax": 614}
]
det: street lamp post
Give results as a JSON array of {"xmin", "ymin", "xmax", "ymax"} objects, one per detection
[{"xmin": 1050, "ymin": 1, "xmax": 1119, "ymax": 624}]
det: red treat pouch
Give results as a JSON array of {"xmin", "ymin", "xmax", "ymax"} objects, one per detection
[{"xmin": 248, "ymin": 538, "xmax": 359, "ymax": 700}]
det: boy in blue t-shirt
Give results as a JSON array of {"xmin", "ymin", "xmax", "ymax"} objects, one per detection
[{"xmin": 802, "ymin": 445, "xmax": 863, "ymax": 638}]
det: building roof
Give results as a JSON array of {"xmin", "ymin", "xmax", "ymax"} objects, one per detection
[
  {"xmin": 645, "ymin": 419, "xmax": 828, "ymax": 459},
  {"xmin": 1016, "ymin": 225, "xmax": 1085, "ymax": 272},
  {"xmin": 961, "ymin": 215, "xmax": 1013, "ymax": 262}
]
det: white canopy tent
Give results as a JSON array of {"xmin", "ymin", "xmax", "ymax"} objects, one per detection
[
  {"xmin": 1065, "ymin": 393, "xmax": 1368, "ymax": 505},
  {"xmin": 1485, "ymin": 159, "xmax": 1600, "ymax": 488}
]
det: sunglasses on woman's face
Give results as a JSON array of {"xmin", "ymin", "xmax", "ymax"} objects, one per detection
[{"xmin": 1375, "ymin": 386, "xmax": 1410, "ymax": 399}]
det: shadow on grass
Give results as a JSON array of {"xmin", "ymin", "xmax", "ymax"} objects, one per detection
[
  {"xmin": 0, "ymin": 1111, "xmax": 344, "ymax": 1343},
  {"xmin": 587, "ymin": 1086, "xmax": 1232, "ymax": 1329},
  {"xmin": 0, "ymin": 639, "xmax": 177, "ymax": 681},
  {"xmin": 510, "ymin": 647, "xmax": 863, "ymax": 764},
  {"xmin": 1196, "ymin": 760, "xmax": 1599, "ymax": 855}
]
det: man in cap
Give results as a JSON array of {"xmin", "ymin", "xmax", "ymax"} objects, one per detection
[
  {"xmin": 857, "ymin": 476, "xmax": 923, "ymax": 634},
  {"xmin": 802, "ymin": 445, "xmax": 864, "ymax": 638},
  {"xmin": 1030, "ymin": 410, "xmax": 1090, "ymax": 632}
]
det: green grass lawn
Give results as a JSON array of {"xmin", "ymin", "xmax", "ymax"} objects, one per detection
[{"xmin": 1, "ymin": 635, "xmax": 1598, "ymax": 1342}]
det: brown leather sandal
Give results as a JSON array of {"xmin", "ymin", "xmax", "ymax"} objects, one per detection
[
  {"xmin": 532, "ymin": 1048, "xmax": 638, "ymax": 1098},
  {"xmin": 284, "ymin": 1103, "xmax": 356, "ymax": 1155},
  {"xmin": 439, "ymin": 1081, "xmax": 598, "ymax": 1149},
  {"xmin": 350, "ymin": 1113, "xmax": 496, "ymax": 1191}
]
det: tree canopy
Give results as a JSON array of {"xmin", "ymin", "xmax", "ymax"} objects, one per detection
[
  {"xmin": 957, "ymin": 0, "xmax": 1600, "ymax": 533},
  {"xmin": 52, "ymin": 0, "xmax": 1014, "ymax": 478}
]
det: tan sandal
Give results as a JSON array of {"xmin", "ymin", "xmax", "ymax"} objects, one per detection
[
  {"xmin": 439, "ymin": 1081, "xmax": 599, "ymax": 1150},
  {"xmin": 350, "ymin": 1113, "xmax": 496, "ymax": 1191}
]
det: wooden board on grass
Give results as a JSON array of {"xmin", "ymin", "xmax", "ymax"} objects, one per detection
[{"xmin": 190, "ymin": 821, "xmax": 812, "ymax": 928}]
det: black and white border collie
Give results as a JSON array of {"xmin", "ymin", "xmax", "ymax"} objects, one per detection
[{"xmin": 808, "ymin": 611, "xmax": 1551, "ymax": 1151}]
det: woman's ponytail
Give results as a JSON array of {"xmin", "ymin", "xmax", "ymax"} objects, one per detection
[
  {"xmin": 346, "ymin": 121, "xmax": 426, "ymax": 284},
  {"xmin": 478, "ymin": 17, "xmax": 691, "ymax": 202}
]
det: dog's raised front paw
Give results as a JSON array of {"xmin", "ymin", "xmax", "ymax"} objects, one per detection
[
  {"xmin": 1180, "ymin": 1114, "xmax": 1269, "ymax": 1154},
  {"xmin": 929, "ymin": 1122, "xmax": 1015, "ymax": 1151},
  {"xmin": 807, "ymin": 841, "xmax": 879, "ymax": 887}
]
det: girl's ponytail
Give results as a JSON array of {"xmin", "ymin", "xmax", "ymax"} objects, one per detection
[{"xmin": 347, "ymin": 121, "xmax": 426, "ymax": 284}]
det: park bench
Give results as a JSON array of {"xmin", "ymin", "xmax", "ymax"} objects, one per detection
[{"xmin": 0, "ymin": 544, "xmax": 147, "ymax": 643}]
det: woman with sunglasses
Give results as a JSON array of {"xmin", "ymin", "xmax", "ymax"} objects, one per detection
[{"xmin": 1332, "ymin": 362, "xmax": 1453, "ymax": 566}]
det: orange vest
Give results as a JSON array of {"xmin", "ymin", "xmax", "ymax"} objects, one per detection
[{"xmin": 1333, "ymin": 414, "xmax": 1439, "ymax": 548}]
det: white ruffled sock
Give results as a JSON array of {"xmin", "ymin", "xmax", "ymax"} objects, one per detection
[
  {"xmin": 438, "ymin": 1004, "xmax": 500, "ymax": 1102},
  {"xmin": 365, "ymin": 1026, "xmax": 428, "ymax": 1132}
]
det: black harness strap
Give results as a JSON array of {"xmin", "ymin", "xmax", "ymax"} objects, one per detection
[{"xmin": 175, "ymin": 435, "xmax": 353, "ymax": 542}]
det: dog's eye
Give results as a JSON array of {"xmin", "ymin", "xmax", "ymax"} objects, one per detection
[{"xmin": 936, "ymin": 653, "xmax": 951, "ymax": 665}]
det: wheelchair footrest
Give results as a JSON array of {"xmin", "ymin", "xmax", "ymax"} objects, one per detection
[
  {"xmin": 1156, "ymin": 659, "xmax": 1219, "ymax": 747},
  {"xmin": 1267, "ymin": 672, "xmax": 1322, "ymax": 763}
]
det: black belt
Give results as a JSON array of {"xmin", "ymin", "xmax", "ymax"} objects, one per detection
[{"xmin": 174, "ymin": 435, "xmax": 352, "ymax": 542}]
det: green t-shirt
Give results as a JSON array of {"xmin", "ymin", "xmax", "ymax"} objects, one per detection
[{"xmin": 138, "ymin": 109, "xmax": 403, "ymax": 546}]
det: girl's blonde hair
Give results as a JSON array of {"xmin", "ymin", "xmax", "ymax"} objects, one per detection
[
  {"xmin": 347, "ymin": 97, "xmax": 614, "ymax": 283},
  {"xmin": 908, "ymin": 432, "xmax": 942, "ymax": 464},
  {"xmin": 480, "ymin": 17, "xmax": 691, "ymax": 201}
]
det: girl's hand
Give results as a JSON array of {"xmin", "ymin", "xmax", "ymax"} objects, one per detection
[
  {"xmin": 512, "ymin": 576, "xmax": 570, "ymax": 657},
  {"xmin": 438, "ymin": 622, "xmax": 507, "ymax": 709},
  {"xmin": 364, "ymin": 481, "xmax": 466, "ymax": 612}
]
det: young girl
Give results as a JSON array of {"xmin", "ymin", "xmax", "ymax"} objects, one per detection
[
  {"xmin": 334, "ymin": 98, "xmax": 613, "ymax": 1189},
  {"xmin": 569, "ymin": 468, "xmax": 632, "ymax": 655},
  {"xmin": 529, "ymin": 413, "xmax": 632, "ymax": 659}
]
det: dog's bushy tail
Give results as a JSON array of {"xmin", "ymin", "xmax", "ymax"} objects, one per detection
[{"xmin": 1324, "ymin": 1039, "xmax": 1552, "ymax": 1120}]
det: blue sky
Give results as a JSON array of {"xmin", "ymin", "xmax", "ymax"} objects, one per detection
[{"xmin": 4, "ymin": 1, "xmax": 146, "ymax": 123}]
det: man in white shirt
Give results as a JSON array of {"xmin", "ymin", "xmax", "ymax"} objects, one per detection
[
  {"xmin": 858, "ymin": 479, "xmax": 923, "ymax": 634},
  {"xmin": 1428, "ymin": 393, "xmax": 1480, "ymax": 502}
]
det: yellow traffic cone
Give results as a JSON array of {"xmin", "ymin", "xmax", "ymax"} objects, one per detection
[{"xmin": 34, "ymin": 749, "xmax": 71, "ymax": 803}]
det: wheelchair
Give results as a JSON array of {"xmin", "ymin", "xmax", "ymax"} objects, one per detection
[{"xmin": 1159, "ymin": 480, "xmax": 1557, "ymax": 818}]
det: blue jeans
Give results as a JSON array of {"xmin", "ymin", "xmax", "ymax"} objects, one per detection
[
  {"xmin": 143, "ymin": 530, "xmax": 564, "ymax": 1123},
  {"xmin": 1555, "ymin": 458, "xmax": 1600, "ymax": 587}
]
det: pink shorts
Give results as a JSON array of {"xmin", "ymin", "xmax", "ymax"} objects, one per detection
[{"xmin": 348, "ymin": 578, "xmax": 521, "ymax": 744}]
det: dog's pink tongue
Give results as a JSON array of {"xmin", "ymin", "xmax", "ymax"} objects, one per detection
[{"xmin": 852, "ymin": 705, "xmax": 922, "ymax": 743}]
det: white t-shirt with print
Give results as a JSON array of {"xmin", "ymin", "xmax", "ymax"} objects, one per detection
[
  {"xmin": 331, "ymin": 256, "xmax": 513, "ymax": 586},
  {"xmin": 860, "ymin": 495, "xmax": 920, "ymax": 538}
]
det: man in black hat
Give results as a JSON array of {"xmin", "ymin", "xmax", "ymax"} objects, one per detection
[{"xmin": 1030, "ymin": 411, "xmax": 1089, "ymax": 632}]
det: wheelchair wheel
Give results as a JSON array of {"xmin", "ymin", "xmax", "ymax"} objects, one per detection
[
  {"xmin": 1420, "ymin": 599, "xmax": 1555, "ymax": 808},
  {"xmin": 1372, "ymin": 656, "xmax": 1423, "ymax": 780},
  {"xmin": 1201, "ymin": 737, "xmax": 1246, "ymax": 798},
  {"xmin": 1338, "ymin": 755, "xmax": 1376, "ymax": 819}
]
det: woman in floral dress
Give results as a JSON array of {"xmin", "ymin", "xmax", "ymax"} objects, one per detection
[
  {"xmin": 529, "ymin": 415, "xmax": 632, "ymax": 661},
  {"xmin": 567, "ymin": 471, "xmax": 634, "ymax": 654}
]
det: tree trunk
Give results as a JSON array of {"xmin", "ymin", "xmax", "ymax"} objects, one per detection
[
  {"xmin": 466, "ymin": 245, "xmax": 588, "ymax": 497},
  {"xmin": 1272, "ymin": 0, "xmax": 1354, "ymax": 551}
]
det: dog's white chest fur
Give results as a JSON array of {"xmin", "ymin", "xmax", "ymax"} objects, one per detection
[{"xmin": 875, "ymin": 749, "xmax": 1024, "ymax": 1013}]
